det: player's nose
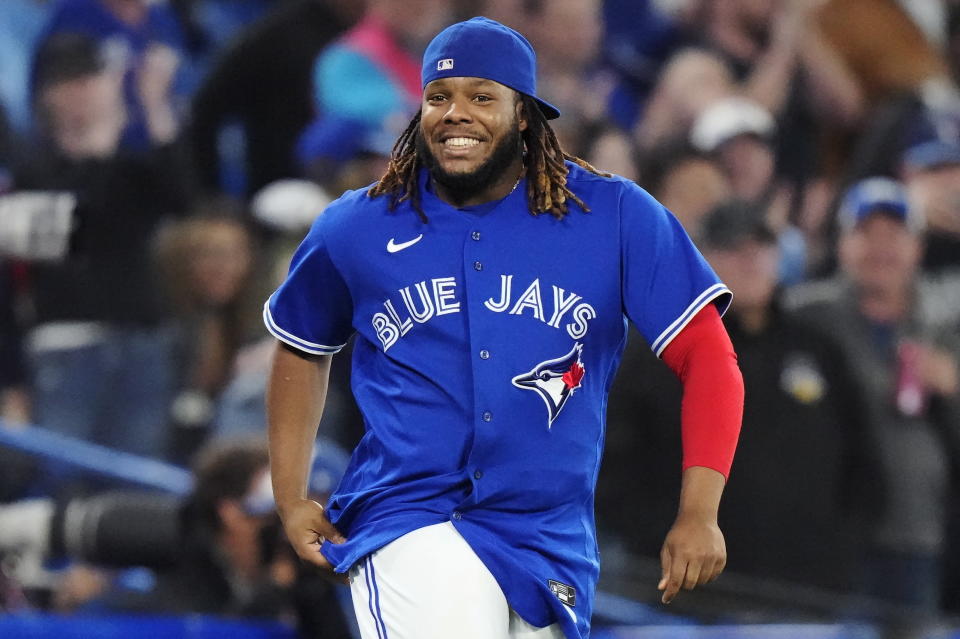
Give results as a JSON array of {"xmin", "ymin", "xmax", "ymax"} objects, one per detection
[{"xmin": 442, "ymin": 98, "xmax": 473, "ymax": 124}]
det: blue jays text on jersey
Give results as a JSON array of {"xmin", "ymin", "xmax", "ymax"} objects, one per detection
[
  {"xmin": 264, "ymin": 162, "xmax": 731, "ymax": 639},
  {"xmin": 371, "ymin": 275, "xmax": 598, "ymax": 350}
]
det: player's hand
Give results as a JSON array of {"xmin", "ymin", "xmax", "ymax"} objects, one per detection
[
  {"xmin": 278, "ymin": 498, "xmax": 348, "ymax": 584},
  {"xmin": 657, "ymin": 512, "xmax": 726, "ymax": 604}
]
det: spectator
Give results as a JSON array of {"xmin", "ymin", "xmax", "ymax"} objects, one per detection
[
  {"xmin": 787, "ymin": 177, "xmax": 960, "ymax": 614},
  {"xmin": 156, "ymin": 214, "xmax": 258, "ymax": 461},
  {"xmin": 698, "ymin": 201, "xmax": 867, "ymax": 591},
  {"xmin": 639, "ymin": 0, "xmax": 862, "ymax": 211},
  {"xmin": 516, "ymin": 0, "xmax": 611, "ymax": 153},
  {"xmin": 35, "ymin": 0, "xmax": 186, "ymax": 150},
  {"xmin": 0, "ymin": 437, "xmax": 354, "ymax": 636},
  {"xmin": 210, "ymin": 180, "xmax": 363, "ymax": 451},
  {"xmin": 129, "ymin": 439, "xmax": 293, "ymax": 618},
  {"xmin": 689, "ymin": 96, "xmax": 808, "ymax": 283},
  {"xmin": 189, "ymin": 0, "xmax": 360, "ymax": 198},
  {"xmin": 582, "ymin": 123, "xmax": 640, "ymax": 184},
  {"xmin": 901, "ymin": 138, "xmax": 960, "ymax": 273},
  {"xmin": 689, "ymin": 96, "xmax": 777, "ymax": 204},
  {"xmin": 640, "ymin": 142, "xmax": 732, "ymax": 240},
  {"xmin": 635, "ymin": 48, "xmax": 736, "ymax": 152},
  {"xmin": 211, "ymin": 210, "xmax": 364, "ymax": 451},
  {"xmin": 600, "ymin": 201, "xmax": 868, "ymax": 592},
  {"xmin": 598, "ymin": 0, "xmax": 697, "ymax": 131},
  {"xmin": 296, "ymin": 0, "xmax": 451, "ymax": 189},
  {"xmin": 14, "ymin": 33, "xmax": 192, "ymax": 459},
  {"xmin": 697, "ymin": 0, "xmax": 862, "ymax": 125}
]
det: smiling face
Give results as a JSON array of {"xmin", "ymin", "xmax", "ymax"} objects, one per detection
[{"xmin": 417, "ymin": 76, "xmax": 527, "ymax": 205}]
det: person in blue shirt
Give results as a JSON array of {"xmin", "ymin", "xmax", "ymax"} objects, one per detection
[
  {"xmin": 34, "ymin": 0, "xmax": 185, "ymax": 149},
  {"xmin": 265, "ymin": 17, "xmax": 744, "ymax": 639}
]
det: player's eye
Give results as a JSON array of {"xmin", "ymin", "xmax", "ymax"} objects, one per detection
[
  {"xmin": 474, "ymin": 95, "xmax": 492, "ymax": 103},
  {"xmin": 427, "ymin": 94, "xmax": 447, "ymax": 104}
]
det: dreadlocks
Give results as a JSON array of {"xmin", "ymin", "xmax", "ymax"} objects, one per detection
[
  {"xmin": 368, "ymin": 110, "xmax": 425, "ymax": 220},
  {"xmin": 520, "ymin": 95, "xmax": 611, "ymax": 218},
  {"xmin": 368, "ymin": 95, "xmax": 610, "ymax": 223}
]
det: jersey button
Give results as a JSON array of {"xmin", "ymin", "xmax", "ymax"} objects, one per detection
[
  {"xmin": 473, "ymin": 261, "xmax": 483, "ymax": 271},
  {"xmin": 452, "ymin": 511, "xmax": 462, "ymax": 520},
  {"xmin": 471, "ymin": 231, "xmax": 481, "ymax": 241},
  {"xmin": 481, "ymin": 411, "xmax": 492, "ymax": 422},
  {"xmin": 479, "ymin": 349, "xmax": 490, "ymax": 360},
  {"xmin": 474, "ymin": 470, "xmax": 483, "ymax": 480}
]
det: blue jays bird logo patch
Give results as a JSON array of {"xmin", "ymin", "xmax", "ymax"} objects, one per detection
[{"xmin": 512, "ymin": 343, "xmax": 585, "ymax": 427}]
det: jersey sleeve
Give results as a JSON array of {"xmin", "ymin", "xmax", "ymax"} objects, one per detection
[
  {"xmin": 620, "ymin": 182, "xmax": 731, "ymax": 357},
  {"xmin": 263, "ymin": 213, "xmax": 354, "ymax": 355}
]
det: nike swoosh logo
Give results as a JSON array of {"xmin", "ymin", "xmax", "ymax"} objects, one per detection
[{"xmin": 387, "ymin": 234, "xmax": 423, "ymax": 253}]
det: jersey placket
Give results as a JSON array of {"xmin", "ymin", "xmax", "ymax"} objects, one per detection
[{"xmin": 451, "ymin": 197, "xmax": 517, "ymax": 521}]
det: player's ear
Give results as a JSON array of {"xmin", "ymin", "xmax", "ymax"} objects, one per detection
[{"xmin": 516, "ymin": 93, "xmax": 528, "ymax": 132}]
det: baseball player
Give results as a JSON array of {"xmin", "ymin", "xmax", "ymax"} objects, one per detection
[{"xmin": 266, "ymin": 17, "xmax": 744, "ymax": 639}]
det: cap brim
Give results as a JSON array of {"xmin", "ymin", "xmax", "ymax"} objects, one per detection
[
  {"xmin": 535, "ymin": 97, "xmax": 561, "ymax": 120},
  {"xmin": 902, "ymin": 140, "xmax": 960, "ymax": 170}
]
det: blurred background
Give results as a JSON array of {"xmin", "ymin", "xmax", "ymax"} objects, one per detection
[{"xmin": 0, "ymin": 1, "xmax": 959, "ymax": 638}]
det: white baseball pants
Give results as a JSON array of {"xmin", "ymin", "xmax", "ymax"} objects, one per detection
[{"xmin": 348, "ymin": 521, "xmax": 564, "ymax": 639}]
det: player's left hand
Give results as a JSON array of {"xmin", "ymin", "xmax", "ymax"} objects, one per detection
[{"xmin": 657, "ymin": 512, "xmax": 726, "ymax": 604}]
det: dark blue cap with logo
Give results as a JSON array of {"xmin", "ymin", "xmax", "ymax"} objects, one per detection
[{"xmin": 421, "ymin": 16, "xmax": 560, "ymax": 120}]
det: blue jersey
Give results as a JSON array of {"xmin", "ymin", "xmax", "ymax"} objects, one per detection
[{"xmin": 265, "ymin": 162, "xmax": 730, "ymax": 638}]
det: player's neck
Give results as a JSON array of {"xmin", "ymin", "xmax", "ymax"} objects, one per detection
[{"xmin": 431, "ymin": 158, "xmax": 525, "ymax": 209}]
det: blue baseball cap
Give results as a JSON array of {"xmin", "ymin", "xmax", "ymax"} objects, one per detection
[
  {"xmin": 421, "ymin": 17, "xmax": 560, "ymax": 120},
  {"xmin": 839, "ymin": 177, "xmax": 923, "ymax": 232},
  {"xmin": 902, "ymin": 139, "xmax": 960, "ymax": 171}
]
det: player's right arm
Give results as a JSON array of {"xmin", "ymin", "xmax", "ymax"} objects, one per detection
[{"xmin": 266, "ymin": 342, "xmax": 347, "ymax": 582}]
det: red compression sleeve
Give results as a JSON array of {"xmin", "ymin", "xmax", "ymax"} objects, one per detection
[{"xmin": 660, "ymin": 303, "xmax": 743, "ymax": 480}]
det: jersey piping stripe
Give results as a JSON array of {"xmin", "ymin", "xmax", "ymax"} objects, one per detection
[
  {"xmin": 651, "ymin": 283, "xmax": 731, "ymax": 357},
  {"xmin": 263, "ymin": 301, "xmax": 347, "ymax": 355},
  {"xmin": 368, "ymin": 555, "xmax": 390, "ymax": 638},
  {"xmin": 364, "ymin": 556, "xmax": 384, "ymax": 639}
]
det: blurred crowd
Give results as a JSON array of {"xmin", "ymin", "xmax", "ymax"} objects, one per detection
[{"xmin": 1, "ymin": 0, "xmax": 960, "ymax": 636}]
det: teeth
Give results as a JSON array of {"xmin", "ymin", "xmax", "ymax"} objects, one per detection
[{"xmin": 444, "ymin": 137, "xmax": 479, "ymax": 148}]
